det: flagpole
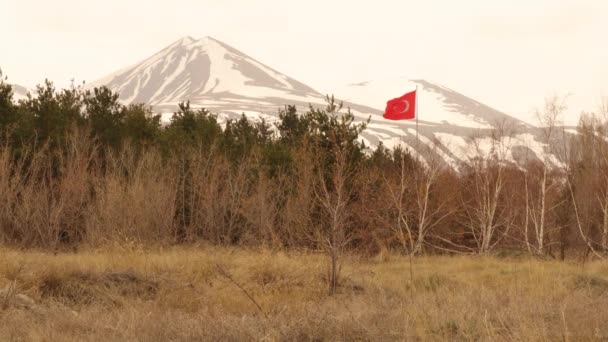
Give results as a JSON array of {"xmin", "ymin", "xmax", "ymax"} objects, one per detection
[{"xmin": 415, "ymin": 84, "xmax": 419, "ymax": 149}]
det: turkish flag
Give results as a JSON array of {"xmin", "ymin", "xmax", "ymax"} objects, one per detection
[{"xmin": 383, "ymin": 90, "xmax": 416, "ymax": 120}]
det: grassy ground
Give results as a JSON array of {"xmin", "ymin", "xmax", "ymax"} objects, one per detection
[{"xmin": 0, "ymin": 246, "xmax": 607, "ymax": 341}]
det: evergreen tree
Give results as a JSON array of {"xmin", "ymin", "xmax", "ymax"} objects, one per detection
[
  {"xmin": 164, "ymin": 101, "xmax": 222, "ymax": 152},
  {"xmin": 22, "ymin": 80, "xmax": 84, "ymax": 148},
  {"xmin": 0, "ymin": 72, "xmax": 19, "ymax": 136},
  {"xmin": 83, "ymin": 86, "xmax": 124, "ymax": 149},
  {"xmin": 121, "ymin": 103, "xmax": 162, "ymax": 148},
  {"xmin": 277, "ymin": 105, "xmax": 310, "ymax": 146}
]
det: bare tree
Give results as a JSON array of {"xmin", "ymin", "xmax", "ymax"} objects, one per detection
[
  {"xmin": 282, "ymin": 142, "xmax": 316, "ymax": 248},
  {"xmin": 549, "ymin": 94, "xmax": 608, "ymax": 259},
  {"xmin": 242, "ymin": 157, "xmax": 283, "ymax": 247},
  {"xmin": 384, "ymin": 143, "xmax": 452, "ymax": 256},
  {"xmin": 596, "ymin": 97, "xmax": 608, "ymax": 253},
  {"xmin": 314, "ymin": 140, "xmax": 354, "ymax": 296},
  {"xmin": 521, "ymin": 98, "xmax": 564, "ymax": 255},
  {"xmin": 569, "ymin": 111, "xmax": 608, "ymax": 258},
  {"xmin": 460, "ymin": 122, "xmax": 514, "ymax": 254}
]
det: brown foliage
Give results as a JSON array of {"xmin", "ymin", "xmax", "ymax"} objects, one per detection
[{"xmin": 0, "ymin": 118, "xmax": 604, "ymax": 261}]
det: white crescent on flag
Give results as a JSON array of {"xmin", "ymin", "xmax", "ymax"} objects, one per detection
[{"xmin": 399, "ymin": 100, "xmax": 410, "ymax": 114}]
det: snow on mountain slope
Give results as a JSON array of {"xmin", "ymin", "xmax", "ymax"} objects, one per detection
[
  {"xmin": 88, "ymin": 36, "xmax": 563, "ymax": 168},
  {"xmin": 336, "ymin": 77, "xmax": 528, "ymax": 129},
  {"xmin": 333, "ymin": 77, "xmax": 566, "ymax": 168}
]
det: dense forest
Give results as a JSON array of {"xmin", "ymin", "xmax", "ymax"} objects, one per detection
[{"xmin": 1, "ymin": 78, "xmax": 608, "ymax": 261}]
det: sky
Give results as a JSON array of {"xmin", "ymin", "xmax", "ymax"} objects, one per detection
[{"xmin": 1, "ymin": 0, "xmax": 607, "ymax": 125}]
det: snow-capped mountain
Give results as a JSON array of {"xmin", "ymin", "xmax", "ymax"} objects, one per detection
[
  {"xmin": 87, "ymin": 36, "xmax": 329, "ymax": 118},
  {"xmin": 89, "ymin": 36, "xmax": 562, "ymax": 168}
]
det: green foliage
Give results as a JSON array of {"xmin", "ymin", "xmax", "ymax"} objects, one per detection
[
  {"xmin": 277, "ymin": 105, "xmax": 309, "ymax": 145},
  {"xmin": 165, "ymin": 101, "xmax": 222, "ymax": 153},
  {"xmin": 222, "ymin": 114, "xmax": 274, "ymax": 162},
  {"xmin": 0, "ymin": 73, "xmax": 17, "ymax": 131},
  {"xmin": 0, "ymin": 77, "xmax": 386, "ymax": 210},
  {"xmin": 0, "ymin": 75, "xmax": 375, "ymax": 168},
  {"xmin": 83, "ymin": 86, "xmax": 124, "ymax": 149},
  {"xmin": 121, "ymin": 103, "xmax": 162, "ymax": 148},
  {"xmin": 22, "ymin": 80, "xmax": 84, "ymax": 147}
]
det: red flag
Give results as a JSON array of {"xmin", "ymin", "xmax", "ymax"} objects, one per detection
[{"xmin": 383, "ymin": 90, "xmax": 416, "ymax": 120}]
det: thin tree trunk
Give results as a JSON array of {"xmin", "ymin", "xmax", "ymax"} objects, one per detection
[
  {"xmin": 329, "ymin": 244, "xmax": 338, "ymax": 295},
  {"xmin": 602, "ymin": 196, "xmax": 608, "ymax": 253},
  {"xmin": 538, "ymin": 165, "xmax": 547, "ymax": 255},
  {"xmin": 524, "ymin": 173, "xmax": 532, "ymax": 254}
]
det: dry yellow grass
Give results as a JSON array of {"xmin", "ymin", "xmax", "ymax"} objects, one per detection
[{"xmin": 0, "ymin": 246, "xmax": 607, "ymax": 341}]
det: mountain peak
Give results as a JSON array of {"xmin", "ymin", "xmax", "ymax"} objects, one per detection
[
  {"xmin": 172, "ymin": 35, "xmax": 218, "ymax": 48},
  {"xmin": 89, "ymin": 35, "xmax": 321, "ymax": 110},
  {"xmin": 169, "ymin": 36, "xmax": 196, "ymax": 48}
]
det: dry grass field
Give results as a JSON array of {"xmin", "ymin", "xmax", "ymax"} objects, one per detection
[{"xmin": 0, "ymin": 246, "xmax": 607, "ymax": 341}]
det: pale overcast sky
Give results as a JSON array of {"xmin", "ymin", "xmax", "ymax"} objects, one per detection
[{"xmin": 1, "ymin": 0, "xmax": 607, "ymax": 124}]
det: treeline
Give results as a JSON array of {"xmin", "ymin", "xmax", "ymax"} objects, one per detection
[{"xmin": 0, "ymin": 79, "xmax": 607, "ymax": 260}]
